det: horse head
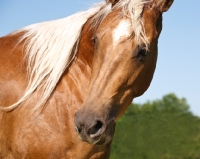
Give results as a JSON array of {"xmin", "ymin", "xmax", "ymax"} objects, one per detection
[{"xmin": 75, "ymin": 0, "xmax": 174, "ymax": 145}]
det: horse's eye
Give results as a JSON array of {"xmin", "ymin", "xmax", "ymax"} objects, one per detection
[
  {"xmin": 137, "ymin": 48, "xmax": 148, "ymax": 61},
  {"xmin": 93, "ymin": 35, "xmax": 97, "ymax": 45}
]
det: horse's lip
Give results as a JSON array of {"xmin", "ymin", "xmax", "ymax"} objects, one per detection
[
  {"xmin": 77, "ymin": 132, "xmax": 105, "ymax": 145},
  {"xmin": 75, "ymin": 119, "xmax": 115, "ymax": 145},
  {"xmin": 90, "ymin": 133, "xmax": 104, "ymax": 145}
]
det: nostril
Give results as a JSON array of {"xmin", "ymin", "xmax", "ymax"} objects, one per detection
[{"xmin": 88, "ymin": 120, "xmax": 103, "ymax": 138}]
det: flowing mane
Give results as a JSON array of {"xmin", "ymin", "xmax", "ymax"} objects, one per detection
[{"xmin": 3, "ymin": 0, "xmax": 148, "ymax": 111}]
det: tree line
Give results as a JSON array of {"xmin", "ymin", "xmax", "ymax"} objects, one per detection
[{"xmin": 110, "ymin": 94, "xmax": 200, "ymax": 159}]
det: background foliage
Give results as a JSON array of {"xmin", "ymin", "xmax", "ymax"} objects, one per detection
[{"xmin": 110, "ymin": 94, "xmax": 200, "ymax": 159}]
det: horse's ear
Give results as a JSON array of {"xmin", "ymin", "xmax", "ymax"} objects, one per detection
[
  {"xmin": 153, "ymin": 0, "xmax": 174, "ymax": 12},
  {"xmin": 106, "ymin": 0, "xmax": 119, "ymax": 5}
]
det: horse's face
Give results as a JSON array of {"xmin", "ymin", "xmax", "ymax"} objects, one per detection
[{"xmin": 75, "ymin": 0, "xmax": 174, "ymax": 145}]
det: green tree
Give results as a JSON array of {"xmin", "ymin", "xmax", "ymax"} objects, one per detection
[{"xmin": 110, "ymin": 94, "xmax": 200, "ymax": 159}]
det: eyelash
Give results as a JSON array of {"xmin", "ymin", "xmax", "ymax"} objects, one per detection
[
  {"xmin": 137, "ymin": 48, "xmax": 148, "ymax": 61},
  {"xmin": 93, "ymin": 35, "xmax": 97, "ymax": 45}
]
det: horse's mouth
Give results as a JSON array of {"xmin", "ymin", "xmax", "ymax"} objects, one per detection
[{"xmin": 76, "ymin": 121, "xmax": 115, "ymax": 145}]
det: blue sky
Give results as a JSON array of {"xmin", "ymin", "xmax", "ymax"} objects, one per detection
[{"xmin": 0, "ymin": 0, "xmax": 199, "ymax": 117}]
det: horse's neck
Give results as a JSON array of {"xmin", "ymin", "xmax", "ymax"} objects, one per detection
[{"xmin": 55, "ymin": 19, "xmax": 95, "ymax": 111}]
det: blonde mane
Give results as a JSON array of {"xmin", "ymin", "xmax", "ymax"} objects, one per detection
[{"xmin": 3, "ymin": 0, "xmax": 149, "ymax": 111}]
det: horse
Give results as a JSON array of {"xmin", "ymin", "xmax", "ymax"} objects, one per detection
[{"xmin": 0, "ymin": 0, "xmax": 174, "ymax": 158}]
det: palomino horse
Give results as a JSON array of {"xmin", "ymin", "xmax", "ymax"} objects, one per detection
[{"xmin": 0, "ymin": 0, "xmax": 174, "ymax": 158}]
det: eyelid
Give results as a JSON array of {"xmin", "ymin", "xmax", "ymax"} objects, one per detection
[
  {"xmin": 136, "ymin": 47, "xmax": 149, "ymax": 61},
  {"xmin": 92, "ymin": 35, "xmax": 97, "ymax": 43}
]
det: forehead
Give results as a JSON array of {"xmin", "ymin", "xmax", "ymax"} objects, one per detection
[
  {"xmin": 96, "ymin": 12, "xmax": 132, "ymax": 44},
  {"xmin": 112, "ymin": 20, "xmax": 131, "ymax": 44},
  {"xmin": 95, "ymin": 5, "xmax": 158, "ymax": 48}
]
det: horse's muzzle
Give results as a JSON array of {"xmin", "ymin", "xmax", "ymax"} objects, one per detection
[{"xmin": 74, "ymin": 111, "xmax": 115, "ymax": 145}]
